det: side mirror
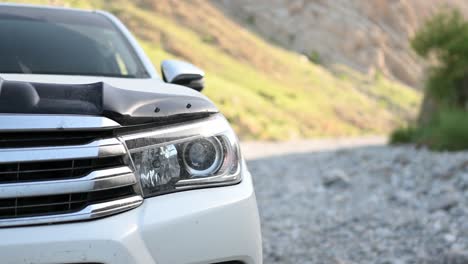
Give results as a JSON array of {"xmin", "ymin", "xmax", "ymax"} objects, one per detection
[{"xmin": 161, "ymin": 59, "xmax": 205, "ymax": 91}]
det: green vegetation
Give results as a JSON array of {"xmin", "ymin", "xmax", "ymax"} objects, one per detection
[
  {"xmin": 4, "ymin": 0, "xmax": 421, "ymax": 140},
  {"xmin": 391, "ymin": 9, "xmax": 468, "ymax": 151},
  {"xmin": 390, "ymin": 126, "xmax": 419, "ymax": 145},
  {"xmin": 411, "ymin": 9, "xmax": 468, "ymax": 108},
  {"xmin": 391, "ymin": 109, "xmax": 468, "ymax": 151},
  {"xmin": 246, "ymin": 15, "xmax": 256, "ymax": 25},
  {"xmin": 307, "ymin": 51, "xmax": 322, "ymax": 65}
]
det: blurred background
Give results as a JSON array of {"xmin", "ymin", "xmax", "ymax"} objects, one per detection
[
  {"xmin": 4, "ymin": 1, "xmax": 468, "ymax": 263},
  {"xmin": 5, "ymin": 0, "xmax": 425, "ymax": 140},
  {"xmin": 4, "ymin": 0, "xmax": 466, "ymax": 147}
]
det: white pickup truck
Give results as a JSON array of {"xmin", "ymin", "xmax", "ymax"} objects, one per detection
[{"xmin": 0, "ymin": 3, "xmax": 262, "ymax": 264}]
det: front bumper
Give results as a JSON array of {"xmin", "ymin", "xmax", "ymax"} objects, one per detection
[{"xmin": 0, "ymin": 167, "xmax": 262, "ymax": 264}]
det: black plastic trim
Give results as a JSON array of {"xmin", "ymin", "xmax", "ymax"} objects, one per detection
[{"xmin": 0, "ymin": 78, "xmax": 218, "ymax": 126}]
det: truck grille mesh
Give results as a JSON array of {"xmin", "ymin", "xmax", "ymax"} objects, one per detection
[
  {"xmin": 0, "ymin": 130, "xmax": 114, "ymax": 148},
  {"xmin": 0, "ymin": 156, "xmax": 124, "ymax": 183},
  {"xmin": 0, "ymin": 186, "xmax": 134, "ymax": 219}
]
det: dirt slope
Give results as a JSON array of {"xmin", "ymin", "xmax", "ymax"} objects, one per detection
[{"xmin": 213, "ymin": 0, "xmax": 468, "ymax": 87}]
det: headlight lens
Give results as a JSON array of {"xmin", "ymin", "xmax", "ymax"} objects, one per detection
[
  {"xmin": 121, "ymin": 115, "xmax": 241, "ymax": 197},
  {"xmin": 182, "ymin": 137, "xmax": 224, "ymax": 176}
]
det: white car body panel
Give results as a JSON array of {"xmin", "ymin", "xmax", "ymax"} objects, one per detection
[{"xmin": 0, "ymin": 167, "xmax": 262, "ymax": 264}]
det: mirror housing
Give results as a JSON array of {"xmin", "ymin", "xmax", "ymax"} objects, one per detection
[{"xmin": 161, "ymin": 60, "xmax": 205, "ymax": 91}]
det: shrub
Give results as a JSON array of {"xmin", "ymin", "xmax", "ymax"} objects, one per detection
[
  {"xmin": 391, "ymin": 8, "xmax": 468, "ymax": 151},
  {"xmin": 392, "ymin": 109, "xmax": 468, "ymax": 151},
  {"xmin": 201, "ymin": 34, "xmax": 216, "ymax": 44},
  {"xmin": 419, "ymin": 109, "xmax": 468, "ymax": 151},
  {"xmin": 390, "ymin": 126, "xmax": 419, "ymax": 144},
  {"xmin": 246, "ymin": 15, "xmax": 256, "ymax": 25},
  {"xmin": 411, "ymin": 8, "xmax": 468, "ymax": 108},
  {"xmin": 307, "ymin": 51, "xmax": 321, "ymax": 64}
]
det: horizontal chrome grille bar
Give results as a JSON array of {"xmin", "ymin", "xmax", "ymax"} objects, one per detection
[
  {"xmin": 0, "ymin": 114, "xmax": 143, "ymax": 227},
  {"xmin": 0, "ymin": 167, "xmax": 136, "ymax": 198},
  {"xmin": 0, "ymin": 114, "xmax": 120, "ymax": 132},
  {"xmin": 0, "ymin": 156, "xmax": 124, "ymax": 183},
  {"xmin": 0, "ymin": 195, "xmax": 143, "ymax": 227},
  {"xmin": 0, "ymin": 138, "xmax": 125, "ymax": 163}
]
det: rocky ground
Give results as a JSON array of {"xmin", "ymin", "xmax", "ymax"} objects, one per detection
[{"xmin": 242, "ymin": 139, "xmax": 468, "ymax": 264}]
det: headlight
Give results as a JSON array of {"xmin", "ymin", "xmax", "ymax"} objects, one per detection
[
  {"xmin": 182, "ymin": 137, "xmax": 224, "ymax": 176},
  {"xmin": 120, "ymin": 114, "xmax": 241, "ymax": 197}
]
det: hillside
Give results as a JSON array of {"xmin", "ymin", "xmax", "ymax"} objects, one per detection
[
  {"xmin": 2, "ymin": 0, "xmax": 421, "ymax": 140},
  {"xmin": 214, "ymin": 0, "xmax": 468, "ymax": 87}
]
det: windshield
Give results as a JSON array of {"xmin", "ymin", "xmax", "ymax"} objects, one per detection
[{"xmin": 0, "ymin": 6, "xmax": 149, "ymax": 78}]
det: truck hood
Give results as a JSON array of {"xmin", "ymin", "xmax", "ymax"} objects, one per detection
[{"xmin": 0, "ymin": 74, "xmax": 218, "ymax": 126}]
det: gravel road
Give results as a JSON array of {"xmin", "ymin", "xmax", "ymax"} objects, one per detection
[{"xmin": 242, "ymin": 138, "xmax": 468, "ymax": 264}]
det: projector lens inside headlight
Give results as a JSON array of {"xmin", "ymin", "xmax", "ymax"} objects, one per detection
[
  {"xmin": 121, "ymin": 115, "xmax": 241, "ymax": 198},
  {"xmin": 183, "ymin": 138, "xmax": 224, "ymax": 177}
]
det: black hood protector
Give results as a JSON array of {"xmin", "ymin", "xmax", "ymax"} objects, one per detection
[{"xmin": 0, "ymin": 78, "xmax": 218, "ymax": 126}]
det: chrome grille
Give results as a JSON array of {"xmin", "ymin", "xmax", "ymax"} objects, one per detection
[
  {"xmin": 0, "ymin": 115, "xmax": 143, "ymax": 227},
  {"xmin": 0, "ymin": 130, "xmax": 114, "ymax": 148},
  {"xmin": 0, "ymin": 186, "xmax": 135, "ymax": 219},
  {"xmin": 0, "ymin": 156, "xmax": 123, "ymax": 183}
]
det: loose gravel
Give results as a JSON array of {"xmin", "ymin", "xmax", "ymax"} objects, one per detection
[{"xmin": 242, "ymin": 139, "xmax": 468, "ymax": 264}]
